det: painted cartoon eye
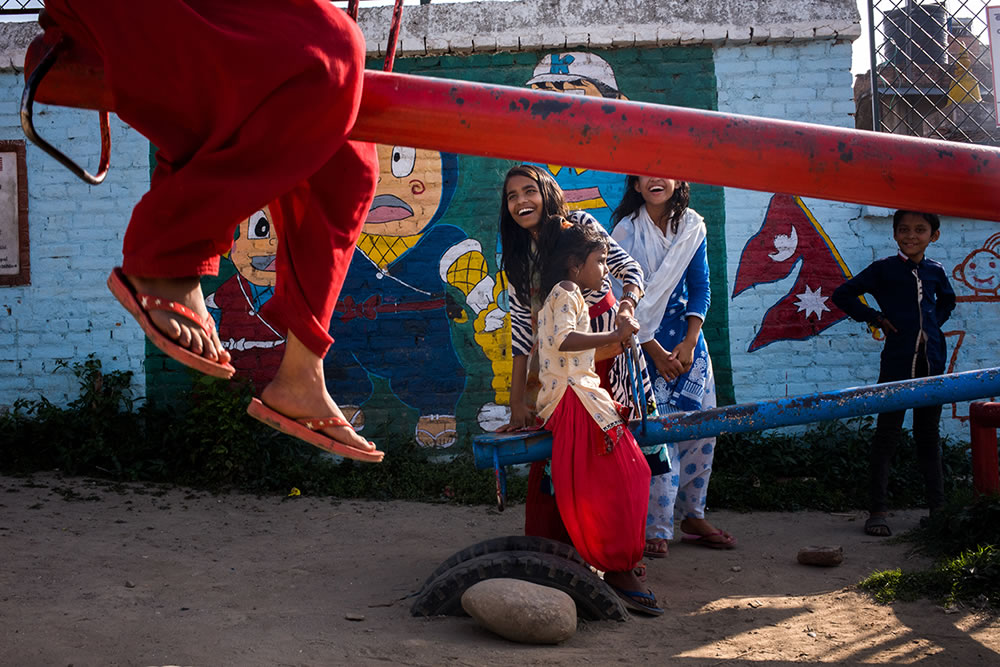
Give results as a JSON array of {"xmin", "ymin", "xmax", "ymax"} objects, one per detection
[
  {"xmin": 992, "ymin": 262, "xmax": 997, "ymax": 269},
  {"xmin": 971, "ymin": 263, "xmax": 977, "ymax": 270},
  {"xmin": 390, "ymin": 146, "xmax": 416, "ymax": 178},
  {"xmin": 247, "ymin": 210, "xmax": 270, "ymax": 240}
]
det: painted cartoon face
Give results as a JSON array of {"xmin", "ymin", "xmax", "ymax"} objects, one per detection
[
  {"xmin": 363, "ymin": 144, "xmax": 444, "ymax": 237},
  {"xmin": 634, "ymin": 176, "xmax": 677, "ymax": 207},
  {"xmin": 956, "ymin": 248, "xmax": 1000, "ymax": 294},
  {"xmin": 893, "ymin": 213, "xmax": 939, "ymax": 262},
  {"xmin": 231, "ymin": 206, "xmax": 277, "ymax": 286},
  {"xmin": 574, "ymin": 246, "xmax": 609, "ymax": 292},
  {"xmin": 530, "ymin": 79, "xmax": 605, "ymax": 98},
  {"xmin": 505, "ymin": 174, "xmax": 545, "ymax": 235}
]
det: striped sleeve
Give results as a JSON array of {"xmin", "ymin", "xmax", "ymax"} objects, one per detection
[
  {"xmin": 507, "ymin": 279, "xmax": 534, "ymax": 357},
  {"xmin": 571, "ymin": 211, "xmax": 644, "ymax": 290}
]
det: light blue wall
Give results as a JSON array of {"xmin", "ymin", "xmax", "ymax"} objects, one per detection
[
  {"xmin": 0, "ymin": 71, "xmax": 149, "ymax": 407},
  {"xmin": 717, "ymin": 40, "xmax": 995, "ymax": 439}
]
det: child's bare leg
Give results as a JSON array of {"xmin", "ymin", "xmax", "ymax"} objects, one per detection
[
  {"xmin": 260, "ymin": 330, "xmax": 374, "ymax": 453},
  {"xmin": 126, "ymin": 275, "xmax": 230, "ymax": 364}
]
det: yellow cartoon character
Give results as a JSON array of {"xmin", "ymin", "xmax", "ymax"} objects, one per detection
[
  {"xmin": 358, "ymin": 144, "xmax": 448, "ymax": 267},
  {"xmin": 471, "ymin": 272, "xmax": 514, "ymax": 431}
]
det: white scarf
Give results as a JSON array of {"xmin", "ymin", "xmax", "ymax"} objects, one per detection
[{"xmin": 611, "ymin": 206, "xmax": 706, "ymax": 344}]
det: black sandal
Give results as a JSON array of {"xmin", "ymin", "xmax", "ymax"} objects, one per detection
[{"xmin": 864, "ymin": 515, "xmax": 891, "ymax": 537}]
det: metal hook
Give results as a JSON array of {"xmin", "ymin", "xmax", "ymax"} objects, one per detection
[{"xmin": 20, "ymin": 38, "xmax": 111, "ymax": 186}]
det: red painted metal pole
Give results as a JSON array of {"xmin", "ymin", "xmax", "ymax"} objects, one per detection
[
  {"xmin": 969, "ymin": 402, "xmax": 1000, "ymax": 496},
  {"xmin": 382, "ymin": 0, "xmax": 405, "ymax": 72},
  {"xmin": 352, "ymin": 71, "xmax": 1000, "ymax": 222},
  {"xmin": 22, "ymin": 41, "xmax": 1000, "ymax": 221}
]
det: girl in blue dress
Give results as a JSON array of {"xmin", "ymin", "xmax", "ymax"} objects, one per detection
[{"xmin": 611, "ymin": 176, "xmax": 736, "ymax": 552}]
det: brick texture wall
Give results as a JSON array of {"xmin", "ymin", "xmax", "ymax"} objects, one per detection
[
  {"xmin": 0, "ymin": 75, "xmax": 149, "ymax": 408},
  {"xmin": 3, "ymin": 11, "xmax": 986, "ymax": 443}
]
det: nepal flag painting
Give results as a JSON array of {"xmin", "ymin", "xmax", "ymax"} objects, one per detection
[{"xmin": 732, "ymin": 194, "xmax": 869, "ymax": 352}]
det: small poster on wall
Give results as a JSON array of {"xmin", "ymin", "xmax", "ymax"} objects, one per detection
[{"xmin": 0, "ymin": 140, "xmax": 29, "ymax": 286}]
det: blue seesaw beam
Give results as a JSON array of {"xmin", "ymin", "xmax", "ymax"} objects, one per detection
[{"xmin": 473, "ymin": 367, "xmax": 1000, "ymax": 471}]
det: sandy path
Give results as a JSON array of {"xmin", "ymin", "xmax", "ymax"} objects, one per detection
[{"xmin": 0, "ymin": 473, "xmax": 997, "ymax": 666}]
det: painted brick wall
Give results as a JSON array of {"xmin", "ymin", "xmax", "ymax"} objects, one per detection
[
  {"xmin": 6, "ymin": 3, "xmax": 985, "ymax": 444},
  {"xmin": 716, "ymin": 41, "xmax": 989, "ymax": 439},
  {"xmin": 0, "ymin": 71, "xmax": 149, "ymax": 409},
  {"xmin": 717, "ymin": 40, "xmax": 863, "ymax": 397},
  {"xmin": 151, "ymin": 45, "xmax": 732, "ymax": 452}
]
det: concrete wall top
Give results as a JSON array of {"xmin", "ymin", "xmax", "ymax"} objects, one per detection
[
  {"xmin": 0, "ymin": 0, "xmax": 861, "ymax": 71},
  {"xmin": 358, "ymin": 0, "xmax": 862, "ymax": 56},
  {"xmin": 0, "ymin": 20, "xmax": 40, "ymax": 71}
]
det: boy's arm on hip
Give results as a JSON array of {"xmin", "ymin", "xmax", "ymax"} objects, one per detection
[{"xmin": 832, "ymin": 265, "xmax": 882, "ymax": 324}]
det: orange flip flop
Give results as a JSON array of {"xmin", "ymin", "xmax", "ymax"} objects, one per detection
[
  {"xmin": 643, "ymin": 538, "xmax": 669, "ymax": 559},
  {"xmin": 107, "ymin": 267, "xmax": 235, "ymax": 379},
  {"xmin": 680, "ymin": 530, "xmax": 736, "ymax": 550},
  {"xmin": 246, "ymin": 398, "xmax": 385, "ymax": 463}
]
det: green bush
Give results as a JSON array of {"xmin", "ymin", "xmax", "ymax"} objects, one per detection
[
  {"xmin": 0, "ymin": 357, "xmax": 974, "ymax": 513},
  {"xmin": 711, "ymin": 418, "xmax": 971, "ymax": 512},
  {"xmin": 0, "ymin": 358, "xmax": 520, "ymax": 504}
]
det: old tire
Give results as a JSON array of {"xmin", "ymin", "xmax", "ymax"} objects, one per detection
[
  {"xmin": 421, "ymin": 535, "xmax": 586, "ymax": 589},
  {"xmin": 411, "ymin": 550, "xmax": 627, "ymax": 621}
]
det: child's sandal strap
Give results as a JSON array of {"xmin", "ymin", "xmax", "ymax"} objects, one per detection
[
  {"xmin": 137, "ymin": 293, "xmax": 215, "ymax": 338},
  {"xmin": 300, "ymin": 416, "xmax": 352, "ymax": 431}
]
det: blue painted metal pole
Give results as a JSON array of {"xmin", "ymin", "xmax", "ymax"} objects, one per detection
[{"xmin": 473, "ymin": 367, "xmax": 1000, "ymax": 470}]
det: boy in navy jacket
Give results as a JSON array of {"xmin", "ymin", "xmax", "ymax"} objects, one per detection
[{"xmin": 832, "ymin": 210, "xmax": 956, "ymax": 537}]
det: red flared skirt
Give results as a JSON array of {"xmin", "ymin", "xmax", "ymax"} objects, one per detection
[{"xmin": 529, "ymin": 389, "xmax": 649, "ymax": 573}]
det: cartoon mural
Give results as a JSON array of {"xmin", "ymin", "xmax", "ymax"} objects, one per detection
[
  {"xmin": 323, "ymin": 144, "xmax": 493, "ymax": 448},
  {"xmin": 184, "ymin": 46, "xmax": 727, "ymax": 447},
  {"xmin": 943, "ymin": 232, "xmax": 1000, "ymax": 419},
  {"xmin": 732, "ymin": 194, "xmax": 873, "ymax": 351},
  {"xmin": 471, "ymin": 270, "xmax": 511, "ymax": 432},
  {"xmin": 953, "ymin": 233, "xmax": 1000, "ymax": 299},
  {"xmin": 206, "ymin": 206, "xmax": 285, "ymax": 389},
  {"xmin": 525, "ymin": 52, "xmax": 629, "ymax": 230}
]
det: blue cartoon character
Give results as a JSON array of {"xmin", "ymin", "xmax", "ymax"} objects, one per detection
[
  {"xmin": 525, "ymin": 52, "xmax": 629, "ymax": 230},
  {"xmin": 325, "ymin": 145, "xmax": 493, "ymax": 447}
]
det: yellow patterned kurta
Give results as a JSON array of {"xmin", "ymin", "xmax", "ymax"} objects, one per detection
[{"xmin": 536, "ymin": 282, "xmax": 624, "ymax": 433}]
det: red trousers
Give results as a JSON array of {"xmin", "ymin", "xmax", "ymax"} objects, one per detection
[
  {"xmin": 45, "ymin": 0, "xmax": 378, "ymax": 357},
  {"xmin": 529, "ymin": 389, "xmax": 649, "ymax": 573}
]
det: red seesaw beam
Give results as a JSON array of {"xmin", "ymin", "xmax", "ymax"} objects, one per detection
[
  {"xmin": 353, "ymin": 71, "xmax": 1000, "ymax": 222},
  {"xmin": 24, "ymin": 39, "xmax": 1000, "ymax": 222}
]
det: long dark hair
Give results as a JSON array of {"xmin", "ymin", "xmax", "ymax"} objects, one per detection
[
  {"xmin": 540, "ymin": 223, "xmax": 608, "ymax": 299},
  {"xmin": 610, "ymin": 176, "xmax": 690, "ymax": 234},
  {"xmin": 498, "ymin": 165, "xmax": 570, "ymax": 300}
]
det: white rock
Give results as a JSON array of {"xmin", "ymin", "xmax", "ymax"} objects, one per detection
[{"xmin": 461, "ymin": 578, "xmax": 576, "ymax": 644}]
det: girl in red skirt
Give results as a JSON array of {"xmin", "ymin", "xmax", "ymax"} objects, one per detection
[
  {"xmin": 43, "ymin": 0, "xmax": 382, "ymax": 462},
  {"xmin": 535, "ymin": 223, "xmax": 661, "ymax": 616}
]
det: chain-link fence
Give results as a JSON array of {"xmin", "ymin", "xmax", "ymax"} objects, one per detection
[
  {"xmin": 0, "ymin": 0, "xmax": 41, "ymax": 14},
  {"xmin": 865, "ymin": 1, "xmax": 998, "ymax": 145}
]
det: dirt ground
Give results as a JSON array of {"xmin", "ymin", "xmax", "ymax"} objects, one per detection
[{"xmin": 1, "ymin": 472, "xmax": 997, "ymax": 666}]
